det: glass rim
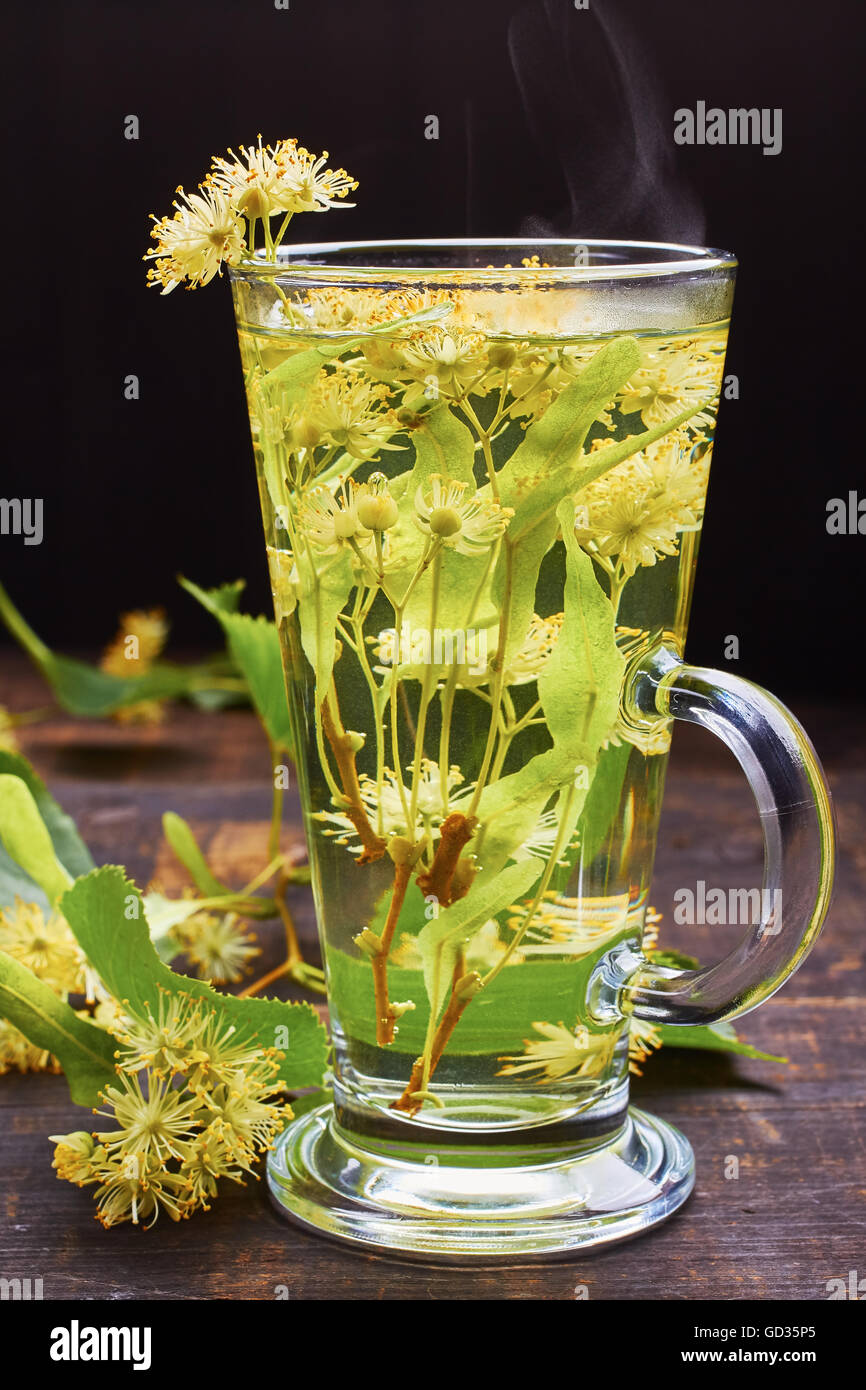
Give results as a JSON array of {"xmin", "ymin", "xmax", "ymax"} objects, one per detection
[{"xmin": 228, "ymin": 236, "xmax": 738, "ymax": 285}]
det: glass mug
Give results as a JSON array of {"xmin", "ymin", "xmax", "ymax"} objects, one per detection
[{"xmin": 228, "ymin": 241, "xmax": 834, "ymax": 1260}]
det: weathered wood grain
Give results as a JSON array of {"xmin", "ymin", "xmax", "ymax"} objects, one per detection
[{"xmin": 0, "ymin": 654, "xmax": 863, "ymax": 1299}]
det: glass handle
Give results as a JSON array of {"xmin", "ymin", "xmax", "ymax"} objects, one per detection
[{"xmin": 597, "ymin": 646, "xmax": 836, "ymax": 1027}]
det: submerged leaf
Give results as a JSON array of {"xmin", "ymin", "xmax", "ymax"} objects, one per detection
[
  {"xmin": 294, "ymin": 547, "xmax": 356, "ymax": 702},
  {"xmin": 474, "ymin": 499, "xmax": 623, "ymax": 875},
  {"xmin": 416, "ymin": 857, "xmax": 542, "ymax": 1025}
]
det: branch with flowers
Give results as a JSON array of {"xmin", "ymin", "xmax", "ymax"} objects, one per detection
[{"xmin": 133, "ymin": 133, "xmax": 788, "ymax": 1116}]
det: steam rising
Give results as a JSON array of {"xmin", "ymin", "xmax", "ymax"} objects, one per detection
[{"xmin": 508, "ymin": 0, "xmax": 705, "ymax": 244}]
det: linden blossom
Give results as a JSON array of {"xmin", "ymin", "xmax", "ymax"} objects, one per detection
[{"xmin": 674, "ymin": 101, "xmax": 783, "ymax": 157}]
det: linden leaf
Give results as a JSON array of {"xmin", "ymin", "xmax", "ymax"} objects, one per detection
[
  {"xmin": 293, "ymin": 546, "xmax": 356, "ymax": 701},
  {"xmin": 416, "ymin": 858, "xmax": 541, "ymax": 1024},
  {"xmin": 655, "ymin": 1021, "xmax": 787, "ymax": 1064},
  {"xmin": 473, "ymin": 500, "xmax": 623, "ymax": 876},
  {"xmin": 161, "ymin": 812, "xmax": 232, "ymax": 899},
  {"xmin": 61, "ymin": 867, "xmax": 328, "ymax": 1090},
  {"xmin": 0, "ymin": 949, "xmax": 117, "ymax": 1106},
  {"xmin": 0, "ymin": 775, "xmax": 73, "ymax": 907},
  {"xmin": 180, "ymin": 577, "xmax": 294, "ymax": 753},
  {"xmin": 0, "ymin": 751, "xmax": 94, "ymax": 910},
  {"xmin": 0, "ymin": 581, "xmax": 223, "ymax": 717}
]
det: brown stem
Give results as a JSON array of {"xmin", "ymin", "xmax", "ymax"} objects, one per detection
[
  {"xmin": 274, "ymin": 869, "xmax": 301, "ymax": 966},
  {"xmin": 321, "ymin": 688, "xmax": 387, "ymax": 864},
  {"xmin": 415, "ymin": 812, "xmax": 476, "ymax": 906},
  {"xmin": 371, "ymin": 861, "xmax": 413, "ymax": 1045},
  {"xmin": 391, "ymin": 957, "xmax": 479, "ymax": 1117},
  {"xmin": 237, "ymin": 960, "xmax": 291, "ymax": 999}
]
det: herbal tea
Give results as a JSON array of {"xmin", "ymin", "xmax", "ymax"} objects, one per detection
[{"xmin": 233, "ymin": 273, "xmax": 728, "ymax": 1136}]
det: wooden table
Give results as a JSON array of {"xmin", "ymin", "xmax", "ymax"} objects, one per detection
[{"xmin": 1, "ymin": 655, "xmax": 863, "ymax": 1300}]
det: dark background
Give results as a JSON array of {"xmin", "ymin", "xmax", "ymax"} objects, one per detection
[{"xmin": 3, "ymin": 0, "xmax": 862, "ymax": 700}]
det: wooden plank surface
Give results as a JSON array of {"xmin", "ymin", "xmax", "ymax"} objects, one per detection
[{"xmin": 1, "ymin": 654, "xmax": 863, "ymax": 1300}]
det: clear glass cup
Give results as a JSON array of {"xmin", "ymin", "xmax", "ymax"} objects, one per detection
[{"xmin": 228, "ymin": 240, "xmax": 834, "ymax": 1260}]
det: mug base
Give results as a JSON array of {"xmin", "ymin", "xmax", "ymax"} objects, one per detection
[{"xmin": 266, "ymin": 1103, "xmax": 694, "ymax": 1263}]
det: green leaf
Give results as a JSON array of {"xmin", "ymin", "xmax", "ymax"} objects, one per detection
[
  {"xmin": 572, "ymin": 397, "xmax": 713, "ymax": 495},
  {"xmin": 416, "ymin": 858, "xmax": 542, "ymax": 1023},
  {"xmin": 0, "ymin": 751, "xmax": 94, "ymax": 911},
  {"xmin": 574, "ymin": 740, "xmax": 632, "ymax": 868},
  {"xmin": 495, "ymin": 337, "xmax": 643, "ymax": 527},
  {"xmin": 327, "ymin": 944, "xmax": 625, "ymax": 1055},
  {"xmin": 61, "ymin": 867, "xmax": 328, "ymax": 1090},
  {"xmin": 474, "ymin": 501, "xmax": 624, "ymax": 875},
  {"xmin": 180, "ymin": 577, "xmax": 294, "ymax": 753},
  {"xmin": 487, "ymin": 339, "xmax": 640, "ymax": 669},
  {"xmin": 0, "ymin": 949, "xmax": 117, "ymax": 1105},
  {"xmin": 161, "ymin": 812, "xmax": 230, "ymax": 898},
  {"xmin": 0, "ymin": 775, "xmax": 73, "ymax": 906},
  {"xmin": 0, "ymin": 581, "xmax": 217, "ymax": 717},
  {"xmin": 656, "ymin": 1020, "xmax": 787, "ymax": 1064},
  {"xmin": 262, "ymin": 303, "xmax": 450, "ymax": 392},
  {"xmin": 646, "ymin": 947, "xmax": 699, "ymax": 971},
  {"xmin": 294, "ymin": 547, "xmax": 356, "ymax": 702}
]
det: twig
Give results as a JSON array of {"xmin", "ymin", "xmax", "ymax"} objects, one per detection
[{"xmin": 320, "ymin": 685, "xmax": 387, "ymax": 863}]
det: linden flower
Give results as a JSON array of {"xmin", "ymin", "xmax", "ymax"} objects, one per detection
[
  {"xmin": 628, "ymin": 1018, "xmax": 663, "ymax": 1075},
  {"xmin": 415, "ymin": 475, "xmax": 512, "ymax": 555},
  {"xmin": 619, "ymin": 350, "xmax": 720, "ymax": 432},
  {"xmin": 273, "ymin": 140, "xmax": 358, "ymax": 214},
  {"xmin": 497, "ymin": 1021, "xmax": 616, "ymax": 1082},
  {"xmin": 507, "ymin": 891, "xmax": 631, "ymax": 957},
  {"xmin": 178, "ymin": 1130, "xmax": 255, "ymax": 1211},
  {"xmin": 592, "ymin": 494, "xmax": 681, "ymax": 577},
  {"xmin": 315, "ymin": 760, "xmax": 465, "ymax": 851},
  {"xmin": 100, "ymin": 607, "xmax": 169, "ymax": 725},
  {"xmin": 391, "ymin": 919, "xmax": 524, "ymax": 971},
  {"xmin": 399, "ymin": 326, "xmax": 489, "ymax": 399},
  {"xmin": 510, "ymin": 808, "xmax": 580, "ymax": 866},
  {"xmin": 50, "ymin": 1130, "xmax": 100, "ymax": 1185},
  {"xmin": 642, "ymin": 906, "xmax": 663, "ymax": 952},
  {"xmin": 208, "ymin": 137, "xmax": 292, "ymax": 219},
  {"xmin": 504, "ymin": 612, "xmax": 564, "ymax": 684},
  {"xmin": 145, "ymin": 185, "xmax": 245, "ymax": 293},
  {"xmin": 171, "ymin": 910, "xmax": 259, "ymax": 985},
  {"xmin": 0, "ymin": 898, "xmax": 83, "ymax": 995},
  {"xmin": 94, "ymin": 1072, "xmax": 202, "ymax": 1163},
  {"xmin": 113, "ymin": 990, "xmax": 204, "ymax": 1078},
  {"xmin": 203, "ymin": 1072, "xmax": 286, "ymax": 1157},
  {"xmin": 91, "ymin": 1151, "xmax": 188, "ymax": 1229},
  {"xmin": 354, "ymin": 473, "xmax": 400, "ymax": 531},
  {"xmin": 0, "ymin": 1018, "xmax": 61, "ymax": 1076},
  {"xmin": 299, "ymin": 370, "xmax": 401, "ymax": 460},
  {"xmin": 114, "ymin": 989, "xmax": 271, "ymax": 1091},
  {"xmin": 298, "ymin": 480, "xmax": 374, "ymax": 554},
  {"xmin": 266, "ymin": 545, "xmax": 300, "ymax": 624}
]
